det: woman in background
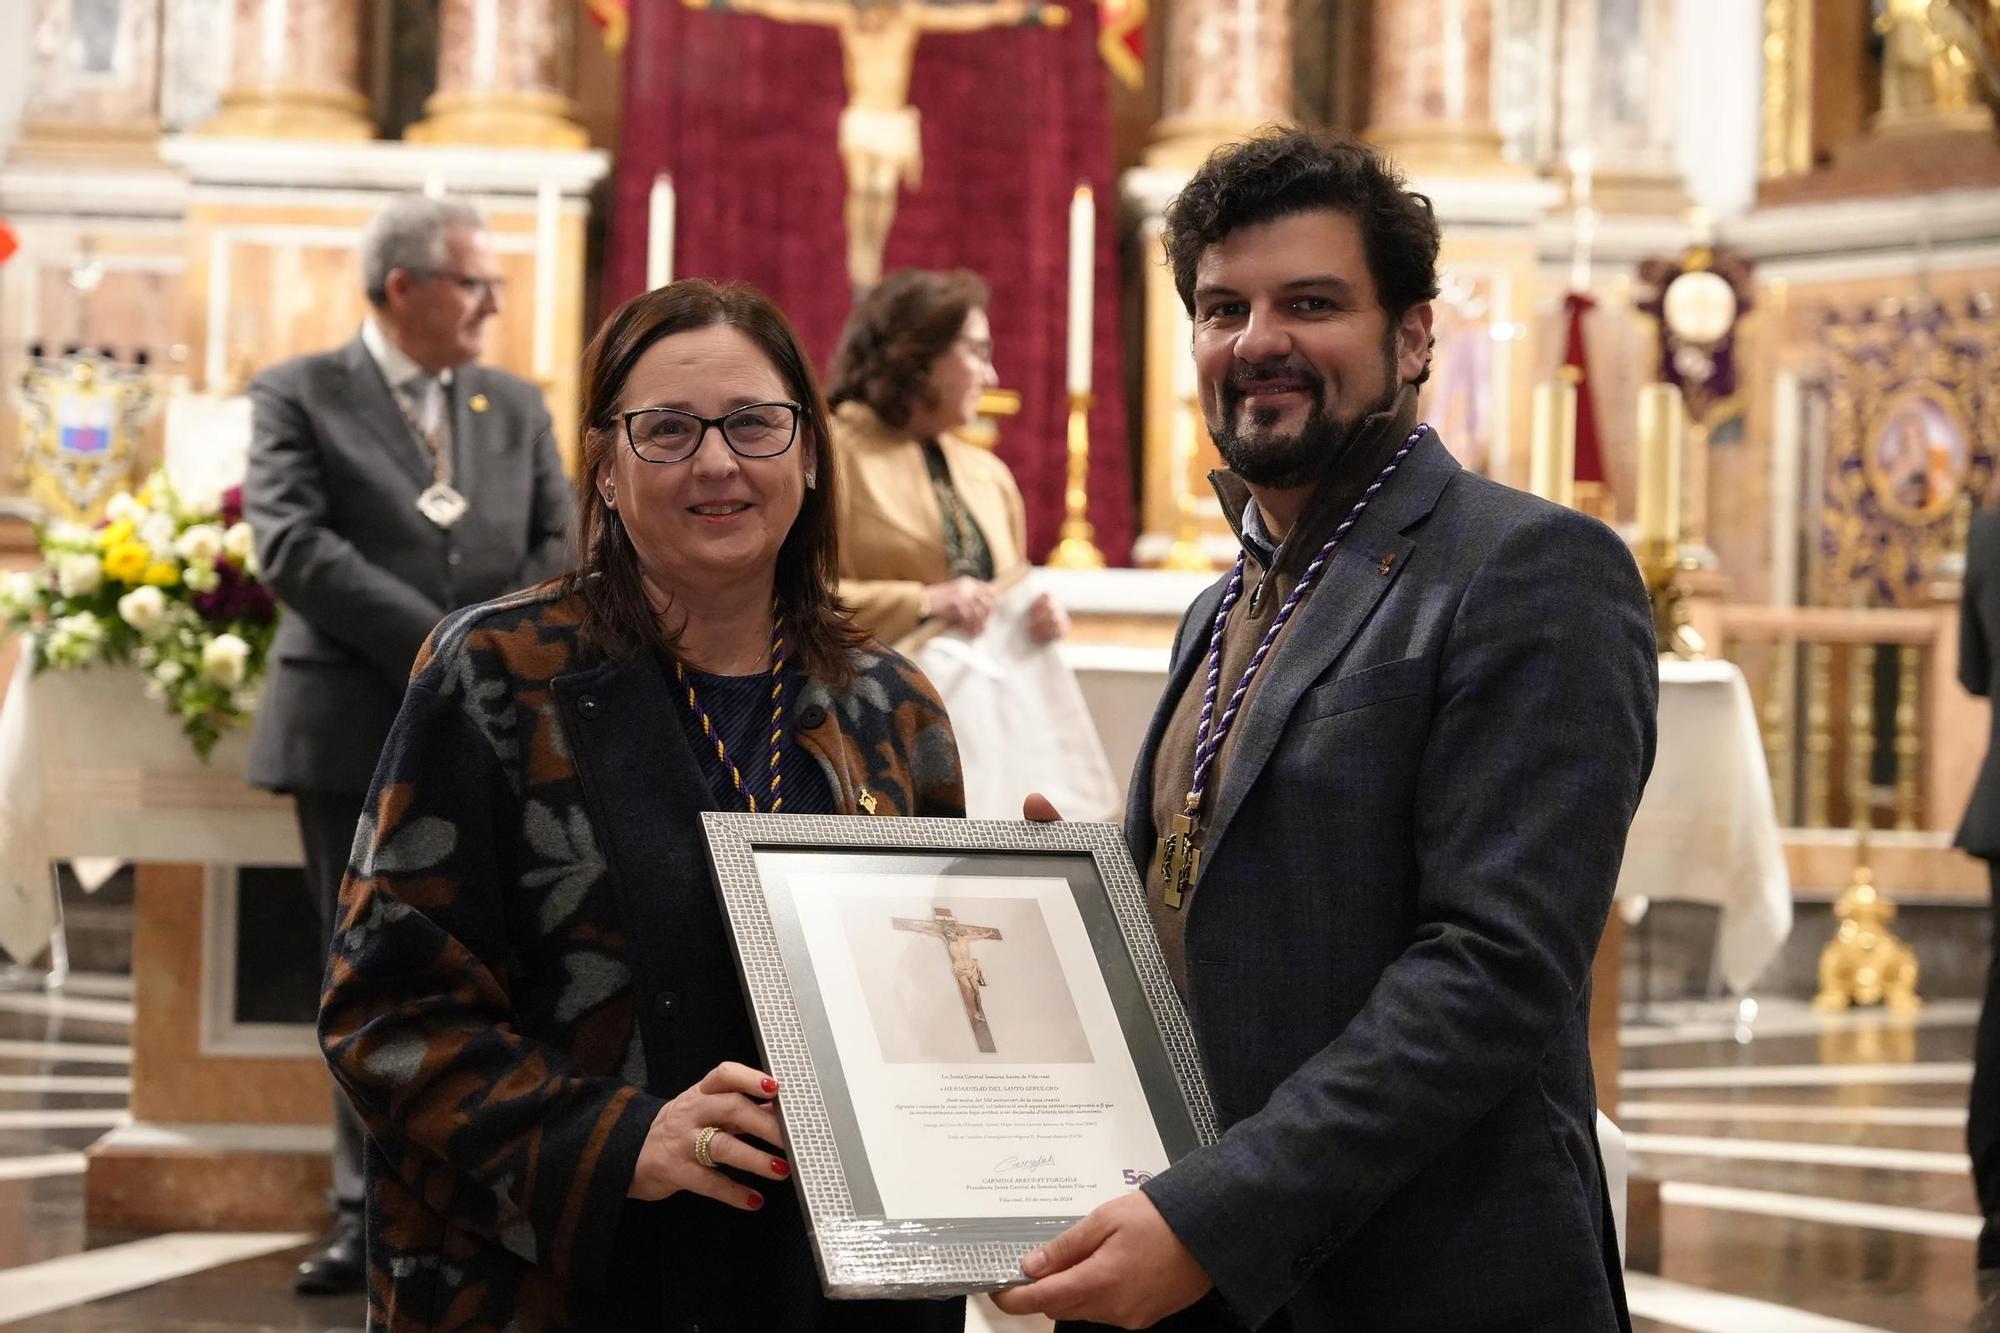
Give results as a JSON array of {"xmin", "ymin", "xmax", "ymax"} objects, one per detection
[{"xmin": 826, "ymin": 268, "xmax": 1067, "ymax": 648}]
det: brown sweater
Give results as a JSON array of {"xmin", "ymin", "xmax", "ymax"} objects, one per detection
[{"xmin": 1144, "ymin": 389, "xmax": 1422, "ymax": 992}]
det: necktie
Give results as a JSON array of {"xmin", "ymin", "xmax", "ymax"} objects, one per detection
[{"xmin": 401, "ymin": 374, "xmax": 443, "ymax": 445}]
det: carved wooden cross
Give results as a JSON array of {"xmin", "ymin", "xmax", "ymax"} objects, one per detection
[{"xmin": 892, "ymin": 906, "xmax": 1004, "ymax": 1052}]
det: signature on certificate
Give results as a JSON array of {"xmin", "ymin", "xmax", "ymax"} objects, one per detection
[{"xmin": 991, "ymin": 1152, "xmax": 1057, "ymax": 1174}]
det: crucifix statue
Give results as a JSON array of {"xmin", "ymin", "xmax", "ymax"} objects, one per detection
[
  {"xmin": 689, "ymin": 0, "xmax": 1070, "ymax": 290},
  {"xmin": 892, "ymin": 906, "xmax": 1005, "ymax": 1052}
]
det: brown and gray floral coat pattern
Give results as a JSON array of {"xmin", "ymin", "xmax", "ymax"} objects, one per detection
[{"xmin": 319, "ymin": 583, "xmax": 964, "ymax": 1331}]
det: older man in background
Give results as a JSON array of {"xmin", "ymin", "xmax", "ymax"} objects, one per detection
[{"xmin": 243, "ymin": 193, "xmax": 571, "ymax": 1296}]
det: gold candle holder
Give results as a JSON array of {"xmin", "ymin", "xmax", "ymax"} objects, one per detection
[
  {"xmin": 1046, "ymin": 391, "xmax": 1106, "ymax": 569},
  {"xmin": 1637, "ymin": 537, "xmax": 1706, "ymax": 660},
  {"xmin": 1159, "ymin": 393, "xmax": 1213, "ymax": 572}
]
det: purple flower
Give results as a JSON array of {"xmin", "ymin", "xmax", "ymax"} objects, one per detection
[{"xmin": 192, "ymin": 563, "xmax": 275, "ymax": 623}]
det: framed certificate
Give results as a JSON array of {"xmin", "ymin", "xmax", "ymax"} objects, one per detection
[{"xmin": 700, "ymin": 813, "xmax": 1218, "ymax": 1298}]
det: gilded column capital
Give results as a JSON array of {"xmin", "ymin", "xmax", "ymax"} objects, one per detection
[
  {"xmin": 1361, "ymin": 0, "xmax": 1509, "ymax": 173},
  {"xmin": 1144, "ymin": 0, "xmax": 1293, "ymax": 169},
  {"xmin": 196, "ymin": 0, "xmax": 374, "ymax": 141},
  {"xmin": 406, "ymin": 0, "xmax": 588, "ymax": 150}
]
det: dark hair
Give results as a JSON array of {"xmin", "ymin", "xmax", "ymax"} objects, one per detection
[
  {"xmin": 1162, "ymin": 128, "xmax": 1441, "ymax": 380},
  {"xmin": 565, "ymin": 279, "xmax": 868, "ymax": 683},
  {"xmin": 825, "ymin": 269, "xmax": 991, "ymax": 429}
]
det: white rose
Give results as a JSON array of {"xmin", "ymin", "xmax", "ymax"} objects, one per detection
[
  {"xmin": 223, "ymin": 522, "xmax": 256, "ymax": 564},
  {"xmin": 46, "ymin": 612, "xmax": 105, "ymax": 667},
  {"xmin": 180, "ymin": 485, "xmax": 224, "ymax": 522},
  {"xmin": 175, "ymin": 524, "xmax": 226, "ymax": 564},
  {"xmin": 201, "ymin": 633, "xmax": 249, "ymax": 688},
  {"xmin": 0, "ymin": 570, "xmax": 43, "ymax": 616},
  {"xmin": 139, "ymin": 512, "xmax": 177, "ymax": 557},
  {"xmin": 182, "ymin": 562, "xmax": 221, "ymax": 594},
  {"xmin": 105, "ymin": 493, "xmax": 145, "ymax": 525},
  {"xmin": 153, "ymin": 659, "xmax": 185, "ymax": 684},
  {"xmin": 45, "ymin": 520, "xmax": 94, "ymax": 549},
  {"xmin": 117, "ymin": 585, "xmax": 168, "ymax": 635},
  {"xmin": 54, "ymin": 553, "xmax": 103, "ymax": 598}
]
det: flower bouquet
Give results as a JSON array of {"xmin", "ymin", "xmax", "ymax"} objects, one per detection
[{"xmin": 0, "ymin": 473, "xmax": 278, "ymax": 759}]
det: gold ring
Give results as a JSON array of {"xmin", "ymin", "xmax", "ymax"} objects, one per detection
[{"xmin": 694, "ymin": 1125, "xmax": 720, "ymax": 1170}]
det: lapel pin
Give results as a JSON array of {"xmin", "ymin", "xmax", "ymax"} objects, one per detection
[
  {"xmin": 1377, "ymin": 552, "xmax": 1398, "ymax": 576},
  {"xmin": 469, "ymin": 393, "xmax": 489, "ymax": 413},
  {"xmin": 858, "ymin": 788, "xmax": 879, "ymax": 815}
]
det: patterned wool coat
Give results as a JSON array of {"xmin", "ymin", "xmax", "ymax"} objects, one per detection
[{"xmin": 319, "ymin": 584, "xmax": 968, "ymax": 1332}]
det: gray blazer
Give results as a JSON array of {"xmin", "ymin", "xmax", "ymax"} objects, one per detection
[
  {"xmin": 243, "ymin": 336, "xmax": 571, "ymax": 794},
  {"xmin": 1128, "ymin": 431, "xmax": 1656, "ymax": 1332},
  {"xmin": 1958, "ymin": 510, "xmax": 2000, "ymax": 857}
]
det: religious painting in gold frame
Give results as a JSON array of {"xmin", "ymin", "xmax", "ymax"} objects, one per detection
[
  {"xmin": 1863, "ymin": 384, "xmax": 1970, "ymax": 524},
  {"xmin": 1818, "ymin": 298, "xmax": 1999, "ymax": 606}
]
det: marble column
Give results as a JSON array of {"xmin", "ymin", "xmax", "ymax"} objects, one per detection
[
  {"xmin": 1555, "ymin": 0, "xmax": 1687, "ymax": 211},
  {"xmin": 197, "ymin": 0, "xmax": 373, "ymax": 140},
  {"xmin": 11, "ymin": 0, "xmax": 163, "ymax": 163},
  {"xmin": 406, "ymin": 0, "xmax": 586, "ymax": 149},
  {"xmin": 1146, "ymin": 0, "xmax": 1293, "ymax": 168},
  {"xmin": 1362, "ymin": 0, "xmax": 1506, "ymax": 170}
]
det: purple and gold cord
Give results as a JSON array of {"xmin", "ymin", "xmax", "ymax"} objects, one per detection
[
  {"xmin": 1181, "ymin": 422, "xmax": 1428, "ymax": 821},
  {"xmin": 675, "ymin": 606, "xmax": 790, "ymax": 813}
]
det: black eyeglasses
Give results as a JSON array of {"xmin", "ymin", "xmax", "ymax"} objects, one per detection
[
  {"xmin": 418, "ymin": 270, "xmax": 505, "ymax": 300},
  {"xmin": 622, "ymin": 402, "xmax": 803, "ymax": 464}
]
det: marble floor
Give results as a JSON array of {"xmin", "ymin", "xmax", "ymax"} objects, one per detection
[{"xmin": 0, "ymin": 979, "xmax": 1988, "ymax": 1331}]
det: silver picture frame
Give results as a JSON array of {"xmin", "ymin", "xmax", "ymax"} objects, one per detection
[{"xmin": 699, "ymin": 813, "xmax": 1218, "ymax": 1298}]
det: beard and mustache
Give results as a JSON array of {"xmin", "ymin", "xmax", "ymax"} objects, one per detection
[{"xmin": 1208, "ymin": 328, "xmax": 1402, "ymax": 491}]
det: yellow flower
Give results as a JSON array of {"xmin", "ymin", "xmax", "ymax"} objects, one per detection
[
  {"xmin": 101, "ymin": 541, "xmax": 151, "ymax": 584},
  {"xmin": 140, "ymin": 561, "xmax": 180, "ymax": 587},
  {"xmin": 96, "ymin": 520, "xmax": 135, "ymax": 550}
]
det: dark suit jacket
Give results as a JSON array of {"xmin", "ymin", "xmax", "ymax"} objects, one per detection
[
  {"xmin": 1957, "ymin": 510, "xmax": 2000, "ymax": 856},
  {"xmin": 243, "ymin": 335, "xmax": 571, "ymax": 794},
  {"xmin": 1126, "ymin": 431, "xmax": 1657, "ymax": 1332}
]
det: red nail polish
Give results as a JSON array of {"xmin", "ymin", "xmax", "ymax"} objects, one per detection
[
  {"xmin": 747, "ymin": 1191, "xmax": 765, "ymax": 1210},
  {"xmin": 761, "ymin": 1077, "xmax": 780, "ymax": 1094},
  {"xmin": 771, "ymin": 1159, "xmax": 790, "ymax": 1177}
]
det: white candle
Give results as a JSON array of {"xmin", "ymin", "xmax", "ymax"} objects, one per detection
[
  {"xmin": 646, "ymin": 174, "xmax": 676, "ymax": 290},
  {"xmin": 1637, "ymin": 383, "xmax": 1684, "ymax": 546},
  {"xmin": 1066, "ymin": 185, "xmax": 1094, "ymax": 397},
  {"xmin": 1567, "ymin": 146, "xmax": 1595, "ymax": 292},
  {"xmin": 1528, "ymin": 381, "xmax": 1558, "ymax": 501},
  {"xmin": 533, "ymin": 181, "xmax": 559, "ymax": 383}
]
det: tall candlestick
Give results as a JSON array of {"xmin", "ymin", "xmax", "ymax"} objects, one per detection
[
  {"xmin": 1553, "ymin": 367, "xmax": 1578, "ymax": 509},
  {"xmin": 1172, "ymin": 300, "xmax": 1196, "ymax": 403},
  {"xmin": 646, "ymin": 174, "xmax": 675, "ymax": 291},
  {"xmin": 1066, "ymin": 185, "xmax": 1094, "ymax": 396},
  {"xmin": 1637, "ymin": 383, "xmax": 1684, "ymax": 547},
  {"xmin": 533, "ymin": 181, "xmax": 560, "ymax": 384},
  {"xmin": 1160, "ymin": 300, "xmax": 1210, "ymax": 571}
]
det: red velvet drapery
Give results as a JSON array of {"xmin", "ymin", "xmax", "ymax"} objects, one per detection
[{"xmin": 602, "ymin": 0, "xmax": 1133, "ymax": 563}]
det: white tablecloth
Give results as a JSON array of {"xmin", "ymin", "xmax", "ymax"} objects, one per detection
[
  {"xmin": 913, "ymin": 576, "xmax": 1122, "ymax": 822},
  {"xmin": 0, "ymin": 656, "xmax": 300, "ymax": 964},
  {"xmin": 1617, "ymin": 658, "xmax": 1792, "ymax": 994}
]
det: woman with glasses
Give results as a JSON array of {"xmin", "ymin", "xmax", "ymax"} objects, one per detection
[
  {"xmin": 827, "ymin": 269, "xmax": 1068, "ymax": 647},
  {"xmin": 318, "ymin": 280, "xmax": 966, "ymax": 1331}
]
